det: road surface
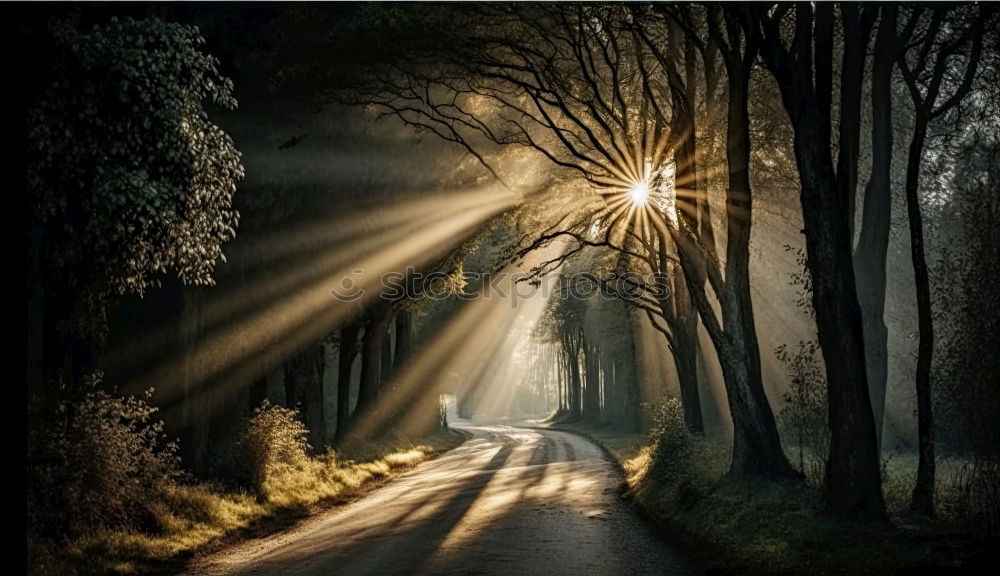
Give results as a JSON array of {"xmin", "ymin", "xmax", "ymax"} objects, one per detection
[{"xmin": 187, "ymin": 420, "xmax": 693, "ymax": 576}]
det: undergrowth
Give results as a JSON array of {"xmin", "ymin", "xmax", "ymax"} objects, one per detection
[
  {"xmin": 554, "ymin": 403, "xmax": 997, "ymax": 575},
  {"xmin": 29, "ymin": 398, "xmax": 463, "ymax": 576}
]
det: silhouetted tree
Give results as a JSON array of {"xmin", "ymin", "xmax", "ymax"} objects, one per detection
[
  {"xmin": 895, "ymin": 4, "xmax": 990, "ymax": 516},
  {"xmin": 747, "ymin": 3, "xmax": 887, "ymax": 519}
]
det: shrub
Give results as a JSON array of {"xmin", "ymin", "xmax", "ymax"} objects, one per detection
[
  {"xmin": 879, "ymin": 453, "xmax": 915, "ymax": 513},
  {"xmin": 646, "ymin": 396, "xmax": 691, "ymax": 478},
  {"xmin": 775, "ymin": 340, "xmax": 829, "ymax": 486},
  {"xmin": 241, "ymin": 401, "xmax": 312, "ymax": 498},
  {"xmin": 940, "ymin": 456, "xmax": 1000, "ymax": 535},
  {"xmin": 28, "ymin": 373, "xmax": 180, "ymax": 538}
]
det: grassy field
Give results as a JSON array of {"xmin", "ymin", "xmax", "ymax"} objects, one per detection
[
  {"xmin": 551, "ymin": 421, "xmax": 996, "ymax": 575},
  {"xmin": 29, "ymin": 428, "xmax": 468, "ymax": 576}
]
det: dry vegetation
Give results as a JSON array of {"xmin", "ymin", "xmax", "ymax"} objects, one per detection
[{"xmin": 29, "ymin": 400, "xmax": 465, "ymax": 576}]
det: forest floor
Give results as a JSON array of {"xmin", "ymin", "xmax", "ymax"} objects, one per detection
[
  {"xmin": 29, "ymin": 428, "xmax": 468, "ymax": 576},
  {"xmin": 549, "ymin": 420, "xmax": 998, "ymax": 575}
]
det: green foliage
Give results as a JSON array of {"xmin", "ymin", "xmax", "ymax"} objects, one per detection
[
  {"xmin": 241, "ymin": 401, "xmax": 312, "ymax": 498},
  {"xmin": 27, "ymin": 373, "xmax": 181, "ymax": 537},
  {"xmin": 28, "ymin": 16, "xmax": 243, "ymax": 342},
  {"xmin": 775, "ymin": 340, "xmax": 828, "ymax": 486},
  {"xmin": 646, "ymin": 396, "xmax": 691, "ymax": 477}
]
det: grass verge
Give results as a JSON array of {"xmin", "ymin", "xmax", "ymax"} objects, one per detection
[
  {"xmin": 550, "ymin": 421, "xmax": 996, "ymax": 575},
  {"xmin": 29, "ymin": 427, "xmax": 468, "ymax": 576}
]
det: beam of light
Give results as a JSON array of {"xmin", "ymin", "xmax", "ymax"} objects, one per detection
[
  {"xmin": 346, "ymin": 240, "xmax": 566, "ymax": 441},
  {"xmin": 127, "ymin": 183, "xmax": 527, "ymax": 412},
  {"xmin": 104, "ymin": 188, "xmax": 503, "ymax": 374}
]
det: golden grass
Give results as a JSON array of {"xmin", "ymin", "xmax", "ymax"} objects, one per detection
[{"xmin": 30, "ymin": 429, "xmax": 465, "ymax": 576}]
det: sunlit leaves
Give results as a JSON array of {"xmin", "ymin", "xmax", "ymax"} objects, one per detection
[{"xmin": 28, "ymin": 17, "xmax": 244, "ymax": 341}]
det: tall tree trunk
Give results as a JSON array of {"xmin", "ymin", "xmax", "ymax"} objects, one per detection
[
  {"xmin": 892, "ymin": 4, "xmax": 986, "ymax": 516},
  {"xmin": 285, "ymin": 344, "xmax": 326, "ymax": 453},
  {"xmin": 665, "ymin": 13, "xmax": 794, "ymax": 478},
  {"xmin": 335, "ymin": 324, "xmax": 360, "ymax": 444},
  {"xmin": 853, "ymin": 6, "xmax": 896, "ymax": 449},
  {"xmin": 906, "ymin": 118, "xmax": 936, "ymax": 516},
  {"xmin": 584, "ymin": 341, "xmax": 601, "ymax": 421},
  {"xmin": 394, "ymin": 309, "xmax": 412, "ymax": 371},
  {"xmin": 722, "ymin": 63, "xmax": 793, "ymax": 478},
  {"xmin": 380, "ymin": 328, "xmax": 393, "ymax": 387},
  {"xmin": 795, "ymin": 116, "xmax": 885, "ymax": 519},
  {"xmin": 180, "ymin": 287, "xmax": 211, "ymax": 474},
  {"xmin": 682, "ymin": 23, "xmax": 793, "ymax": 478},
  {"xmin": 755, "ymin": 4, "xmax": 886, "ymax": 519},
  {"xmin": 354, "ymin": 304, "xmax": 393, "ymax": 425},
  {"xmin": 558, "ymin": 351, "xmax": 566, "ymax": 414},
  {"xmin": 567, "ymin": 341, "xmax": 582, "ymax": 419},
  {"xmin": 249, "ymin": 376, "xmax": 268, "ymax": 411},
  {"xmin": 613, "ymin": 323, "xmax": 641, "ymax": 433},
  {"xmin": 671, "ymin": 267, "xmax": 704, "ymax": 434}
]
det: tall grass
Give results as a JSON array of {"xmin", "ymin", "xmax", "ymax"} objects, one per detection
[{"xmin": 29, "ymin": 400, "xmax": 463, "ymax": 576}]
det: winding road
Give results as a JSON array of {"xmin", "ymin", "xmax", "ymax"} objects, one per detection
[{"xmin": 188, "ymin": 420, "xmax": 693, "ymax": 576}]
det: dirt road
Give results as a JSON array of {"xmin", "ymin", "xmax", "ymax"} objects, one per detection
[{"xmin": 187, "ymin": 420, "xmax": 693, "ymax": 575}]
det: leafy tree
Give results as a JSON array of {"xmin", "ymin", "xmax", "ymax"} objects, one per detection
[{"xmin": 27, "ymin": 17, "xmax": 243, "ymax": 378}]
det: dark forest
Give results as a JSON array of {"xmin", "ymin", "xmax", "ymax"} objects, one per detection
[{"xmin": 21, "ymin": 3, "xmax": 1000, "ymax": 575}]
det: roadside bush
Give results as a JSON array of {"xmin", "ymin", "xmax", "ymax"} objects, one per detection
[
  {"xmin": 28, "ymin": 372, "xmax": 180, "ymax": 538},
  {"xmin": 241, "ymin": 401, "xmax": 312, "ymax": 498},
  {"xmin": 646, "ymin": 396, "xmax": 691, "ymax": 478}
]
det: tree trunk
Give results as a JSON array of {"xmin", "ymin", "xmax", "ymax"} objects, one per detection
[
  {"xmin": 671, "ymin": 268, "xmax": 704, "ymax": 434},
  {"xmin": 683, "ymin": 36, "xmax": 793, "ymax": 478},
  {"xmin": 249, "ymin": 376, "xmax": 268, "ymax": 411},
  {"xmin": 724, "ymin": 52, "xmax": 795, "ymax": 479},
  {"xmin": 754, "ymin": 4, "xmax": 886, "ymax": 519},
  {"xmin": 613, "ymin": 325, "xmax": 641, "ymax": 433},
  {"xmin": 354, "ymin": 304, "xmax": 393, "ymax": 426},
  {"xmin": 667, "ymin": 17, "xmax": 794, "ymax": 479},
  {"xmin": 380, "ymin": 327, "xmax": 393, "ymax": 387},
  {"xmin": 285, "ymin": 344, "xmax": 326, "ymax": 453},
  {"xmin": 906, "ymin": 119, "xmax": 936, "ymax": 516},
  {"xmin": 335, "ymin": 324, "xmax": 360, "ymax": 444},
  {"xmin": 394, "ymin": 309, "xmax": 412, "ymax": 371},
  {"xmin": 557, "ymin": 351, "xmax": 566, "ymax": 414},
  {"xmin": 180, "ymin": 287, "xmax": 211, "ymax": 474},
  {"xmin": 567, "ymin": 342, "xmax": 582, "ymax": 420},
  {"xmin": 584, "ymin": 341, "xmax": 601, "ymax": 421},
  {"xmin": 791, "ymin": 108, "xmax": 886, "ymax": 519},
  {"xmin": 853, "ymin": 6, "xmax": 896, "ymax": 449}
]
